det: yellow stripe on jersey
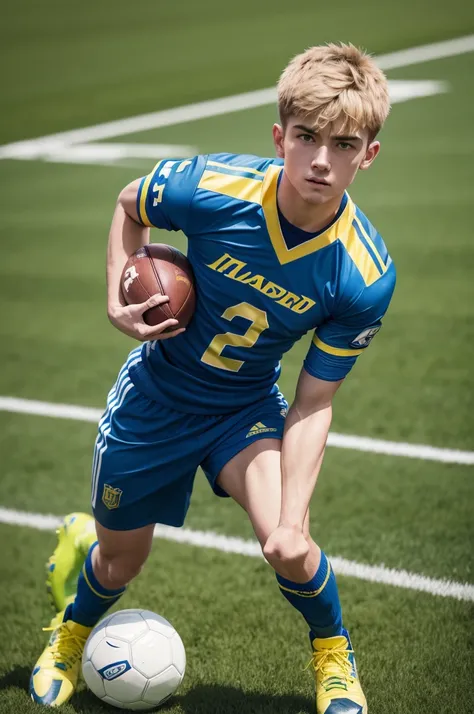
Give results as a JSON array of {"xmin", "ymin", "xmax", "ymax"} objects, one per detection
[
  {"xmin": 138, "ymin": 160, "xmax": 163, "ymax": 227},
  {"xmin": 313, "ymin": 335, "xmax": 364, "ymax": 357},
  {"xmin": 207, "ymin": 160, "xmax": 265, "ymax": 177},
  {"xmin": 340, "ymin": 224, "xmax": 383, "ymax": 287},
  {"xmin": 261, "ymin": 165, "xmax": 355, "ymax": 265},
  {"xmin": 198, "ymin": 170, "xmax": 263, "ymax": 204},
  {"xmin": 353, "ymin": 215, "xmax": 387, "ymax": 274}
]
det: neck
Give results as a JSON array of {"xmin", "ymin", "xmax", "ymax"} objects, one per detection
[{"xmin": 277, "ymin": 172, "xmax": 344, "ymax": 233}]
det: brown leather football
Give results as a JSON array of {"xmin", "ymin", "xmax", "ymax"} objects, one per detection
[{"xmin": 120, "ymin": 244, "xmax": 195, "ymax": 329}]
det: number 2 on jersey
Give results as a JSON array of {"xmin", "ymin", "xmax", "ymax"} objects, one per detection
[{"xmin": 201, "ymin": 302, "xmax": 269, "ymax": 372}]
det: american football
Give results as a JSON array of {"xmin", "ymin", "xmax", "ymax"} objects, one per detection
[{"xmin": 121, "ymin": 244, "xmax": 195, "ymax": 329}]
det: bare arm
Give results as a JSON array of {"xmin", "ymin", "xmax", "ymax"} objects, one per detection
[
  {"xmin": 106, "ymin": 180, "xmax": 148, "ymax": 315},
  {"xmin": 279, "ymin": 369, "xmax": 343, "ymax": 528},
  {"xmin": 263, "ymin": 369, "xmax": 342, "ymax": 566},
  {"xmin": 106, "ymin": 180, "xmax": 185, "ymax": 341}
]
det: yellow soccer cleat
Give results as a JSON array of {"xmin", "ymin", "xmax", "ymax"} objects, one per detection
[
  {"xmin": 311, "ymin": 629, "xmax": 367, "ymax": 714},
  {"xmin": 29, "ymin": 611, "xmax": 92, "ymax": 707},
  {"xmin": 46, "ymin": 513, "xmax": 96, "ymax": 613}
]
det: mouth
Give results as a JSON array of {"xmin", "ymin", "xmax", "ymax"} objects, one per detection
[{"xmin": 306, "ymin": 177, "xmax": 330, "ymax": 186}]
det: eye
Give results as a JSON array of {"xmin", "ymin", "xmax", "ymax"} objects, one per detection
[
  {"xmin": 298, "ymin": 133, "xmax": 314, "ymax": 143},
  {"xmin": 338, "ymin": 141, "xmax": 354, "ymax": 150}
]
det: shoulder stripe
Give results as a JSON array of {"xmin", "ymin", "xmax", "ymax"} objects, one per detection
[
  {"xmin": 207, "ymin": 160, "xmax": 265, "ymax": 177},
  {"xmin": 313, "ymin": 335, "xmax": 364, "ymax": 357},
  {"xmin": 353, "ymin": 215, "xmax": 387, "ymax": 272},
  {"xmin": 138, "ymin": 160, "xmax": 163, "ymax": 227},
  {"xmin": 340, "ymin": 223, "xmax": 384, "ymax": 287},
  {"xmin": 198, "ymin": 170, "xmax": 263, "ymax": 204}
]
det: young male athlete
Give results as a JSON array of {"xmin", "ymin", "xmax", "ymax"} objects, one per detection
[{"xmin": 31, "ymin": 43, "xmax": 395, "ymax": 713}]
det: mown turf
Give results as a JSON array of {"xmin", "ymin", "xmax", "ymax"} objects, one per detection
[
  {"xmin": 2, "ymin": 55, "xmax": 474, "ymax": 447},
  {"xmin": 1, "ymin": 526, "xmax": 473, "ymax": 714},
  {"xmin": 1, "ymin": 2, "xmax": 474, "ymax": 712},
  {"xmin": 1, "ymin": 411, "xmax": 473, "ymax": 583},
  {"xmin": 2, "ymin": 1, "xmax": 474, "ymax": 144}
]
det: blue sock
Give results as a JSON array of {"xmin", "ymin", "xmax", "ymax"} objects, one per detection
[
  {"xmin": 276, "ymin": 551, "xmax": 343, "ymax": 639},
  {"xmin": 69, "ymin": 543, "xmax": 126, "ymax": 627}
]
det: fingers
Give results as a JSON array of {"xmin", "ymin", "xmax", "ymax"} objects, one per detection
[
  {"xmin": 111, "ymin": 294, "xmax": 186, "ymax": 342},
  {"xmin": 137, "ymin": 293, "xmax": 170, "ymax": 315},
  {"xmin": 138, "ymin": 320, "xmax": 186, "ymax": 340}
]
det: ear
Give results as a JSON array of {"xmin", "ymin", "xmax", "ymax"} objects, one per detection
[
  {"xmin": 273, "ymin": 123, "xmax": 285, "ymax": 158},
  {"xmin": 359, "ymin": 140, "xmax": 380, "ymax": 170}
]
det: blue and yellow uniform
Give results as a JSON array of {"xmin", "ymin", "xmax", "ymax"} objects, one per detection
[{"xmin": 92, "ymin": 153, "xmax": 395, "ymax": 531}]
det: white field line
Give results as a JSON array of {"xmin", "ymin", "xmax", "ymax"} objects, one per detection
[
  {"xmin": 1, "ymin": 395, "xmax": 473, "ymax": 466},
  {"xmin": 6, "ymin": 142, "xmax": 198, "ymax": 163},
  {"xmin": 1, "ymin": 33, "xmax": 472, "ymax": 157},
  {"xmin": 0, "ymin": 506, "xmax": 472, "ymax": 602},
  {"xmin": 375, "ymin": 34, "xmax": 474, "ymax": 70},
  {"xmin": 0, "ymin": 81, "xmax": 446, "ymax": 168},
  {"xmin": 0, "ymin": 80, "xmax": 446, "ymax": 159}
]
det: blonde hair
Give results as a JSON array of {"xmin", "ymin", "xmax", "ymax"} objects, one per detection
[{"xmin": 278, "ymin": 43, "xmax": 390, "ymax": 139}]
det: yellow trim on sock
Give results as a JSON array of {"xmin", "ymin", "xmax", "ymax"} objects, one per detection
[
  {"xmin": 278, "ymin": 561, "xmax": 332, "ymax": 598},
  {"xmin": 81, "ymin": 564, "xmax": 124, "ymax": 600}
]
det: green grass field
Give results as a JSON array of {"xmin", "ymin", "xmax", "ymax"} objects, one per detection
[{"xmin": 1, "ymin": 2, "xmax": 474, "ymax": 713}]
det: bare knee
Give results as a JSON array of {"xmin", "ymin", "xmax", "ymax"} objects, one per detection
[
  {"xmin": 93, "ymin": 546, "xmax": 147, "ymax": 589},
  {"xmin": 263, "ymin": 532, "xmax": 318, "ymax": 583}
]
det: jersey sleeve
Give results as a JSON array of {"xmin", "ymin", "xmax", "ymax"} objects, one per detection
[
  {"xmin": 135, "ymin": 156, "xmax": 206, "ymax": 233},
  {"xmin": 304, "ymin": 263, "xmax": 396, "ymax": 382}
]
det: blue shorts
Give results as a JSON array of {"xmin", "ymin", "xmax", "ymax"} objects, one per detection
[{"xmin": 91, "ymin": 347, "xmax": 287, "ymax": 530}]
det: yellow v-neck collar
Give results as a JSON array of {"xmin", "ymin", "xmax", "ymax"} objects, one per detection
[{"xmin": 261, "ymin": 164, "xmax": 354, "ymax": 265}]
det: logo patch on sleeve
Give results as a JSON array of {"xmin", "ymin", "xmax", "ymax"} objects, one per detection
[{"xmin": 350, "ymin": 326, "xmax": 381, "ymax": 349}]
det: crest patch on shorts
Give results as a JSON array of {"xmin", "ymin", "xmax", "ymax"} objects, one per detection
[{"xmin": 102, "ymin": 484, "xmax": 123, "ymax": 510}]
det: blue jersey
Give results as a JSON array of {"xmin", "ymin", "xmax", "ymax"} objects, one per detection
[{"xmin": 130, "ymin": 153, "xmax": 396, "ymax": 414}]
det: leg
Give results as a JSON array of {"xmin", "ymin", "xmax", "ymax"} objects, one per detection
[
  {"xmin": 216, "ymin": 438, "xmax": 366, "ymax": 714},
  {"xmin": 216, "ymin": 439, "xmax": 336, "ymax": 613},
  {"xmin": 70, "ymin": 521, "xmax": 155, "ymax": 627},
  {"xmin": 93, "ymin": 520, "xmax": 155, "ymax": 589},
  {"xmin": 215, "ymin": 438, "xmax": 315, "ymax": 576},
  {"xmin": 31, "ymin": 348, "xmax": 202, "ymax": 707}
]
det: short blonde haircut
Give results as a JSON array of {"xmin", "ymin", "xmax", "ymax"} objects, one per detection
[{"xmin": 278, "ymin": 43, "xmax": 390, "ymax": 139}]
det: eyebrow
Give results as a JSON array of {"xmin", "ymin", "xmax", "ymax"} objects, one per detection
[
  {"xmin": 293, "ymin": 125, "xmax": 362, "ymax": 141},
  {"xmin": 332, "ymin": 134, "xmax": 362, "ymax": 142}
]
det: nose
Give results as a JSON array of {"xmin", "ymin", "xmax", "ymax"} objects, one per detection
[{"xmin": 311, "ymin": 146, "xmax": 331, "ymax": 172}]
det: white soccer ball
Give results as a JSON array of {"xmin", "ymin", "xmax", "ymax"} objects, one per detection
[{"xmin": 82, "ymin": 609, "xmax": 186, "ymax": 710}]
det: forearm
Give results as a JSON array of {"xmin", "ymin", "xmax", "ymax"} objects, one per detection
[
  {"xmin": 106, "ymin": 200, "xmax": 149, "ymax": 315},
  {"xmin": 279, "ymin": 402, "xmax": 332, "ymax": 528}
]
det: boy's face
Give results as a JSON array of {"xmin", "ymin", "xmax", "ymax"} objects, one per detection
[{"xmin": 273, "ymin": 115, "xmax": 380, "ymax": 206}]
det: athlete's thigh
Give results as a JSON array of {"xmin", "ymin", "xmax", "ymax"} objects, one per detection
[
  {"xmin": 202, "ymin": 391, "xmax": 309, "ymax": 545},
  {"xmin": 216, "ymin": 438, "xmax": 283, "ymax": 546},
  {"xmin": 215, "ymin": 437, "xmax": 311, "ymax": 546}
]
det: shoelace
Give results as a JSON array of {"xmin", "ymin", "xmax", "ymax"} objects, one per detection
[
  {"xmin": 42, "ymin": 624, "xmax": 86, "ymax": 669},
  {"xmin": 306, "ymin": 645, "xmax": 355, "ymax": 690}
]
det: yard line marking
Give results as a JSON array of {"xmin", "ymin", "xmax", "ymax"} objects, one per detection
[
  {"xmin": 0, "ymin": 80, "xmax": 446, "ymax": 160},
  {"xmin": 0, "ymin": 506, "xmax": 472, "ymax": 602},
  {"xmin": 326, "ymin": 432, "xmax": 474, "ymax": 464},
  {"xmin": 376, "ymin": 34, "xmax": 474, "ymax": 70},
  {"xmin": 0, "ymin": 88, "xmax": 278, "ymax": 157},
  {"xmin": 4, "ymin": 142, "xmax": 197, "ymax": 164},
  {"xmin": 1, "ymin": 32, "xmax": 472, "ymax": 159},
  {"xmin": 0, "ymin": 81, "xmax": 446, "ymax": 167},
  {"xmin": 0, "ymin": 396, "xmax": 101, "ymax": 423},
  {"xmin": 1, "ymin": 395, "xmax": 473, "ymax": 465}
]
